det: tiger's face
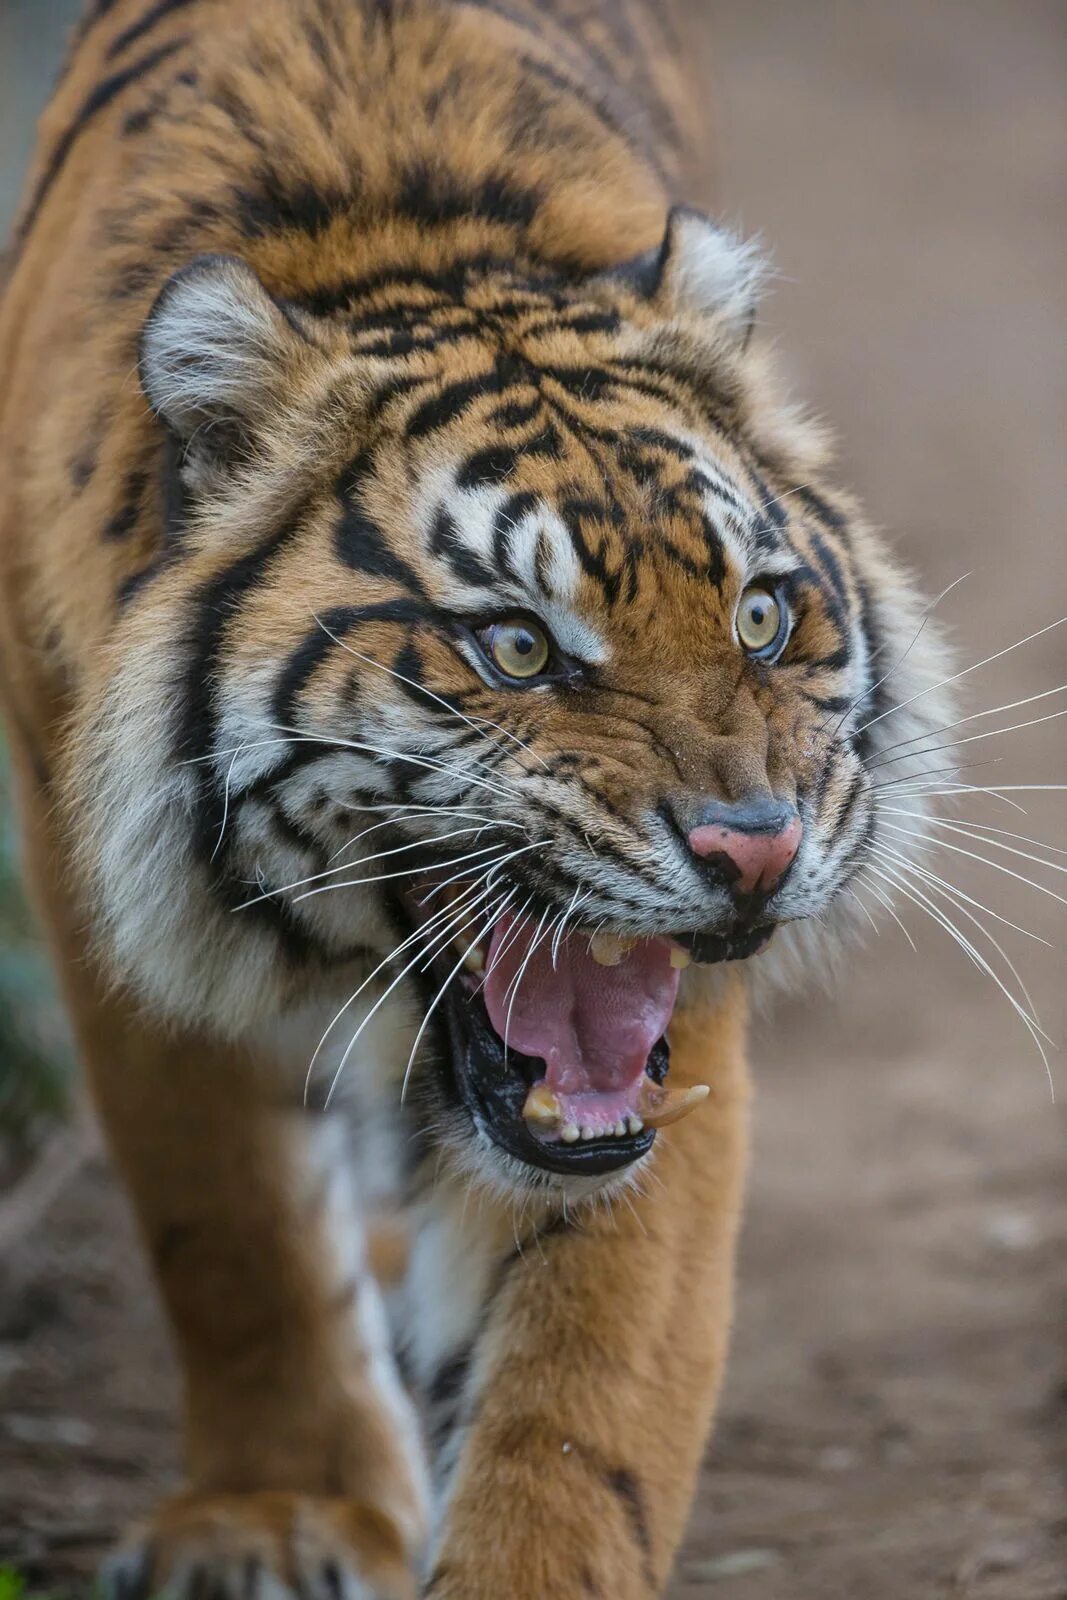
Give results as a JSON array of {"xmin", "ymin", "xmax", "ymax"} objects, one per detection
[{"xmin": 84, "ymin": 211, "xmax": 949, "ymax": 1192}]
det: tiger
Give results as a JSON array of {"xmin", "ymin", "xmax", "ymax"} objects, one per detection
[{"xmin": 0, "ymin": 1, "xmax": 953, "ymax": 1596}]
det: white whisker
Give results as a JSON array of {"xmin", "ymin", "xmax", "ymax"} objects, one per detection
[
  {"xmin": 863, "ymin": 854, "xmax": 1054, "ymax": 1096},
  {"xmin": 398, "ymin": 888, "xmax": 518, "ymax": 1106},
  {"xmin": 304, "ymin": 873, "xmax": 503, "ymax": 1102},
  {"xmin": 870, "ymin": 679, "xmax": 1067, "ymax": 762},
  {"xmin": 311, "ymin": 611, "xmax": 551, "ymax": 771},
  {"xmin": 876, "ymin": 818, "xmax": 1067, "ymax": 910},
  {"xmin": 878, "ymin": 808, "xmax": 1067, "ymax": 870},
  {"xmin": 323, "ymin": 873, "xmax": 514, "ymax": 1109},
  {"xmin": 866, "ymin": 703, "xmax": 1067, "ymax": 774},
  {"xmin": 855, "ymin": 613, "xmax": 1067, "ymax": 737}
]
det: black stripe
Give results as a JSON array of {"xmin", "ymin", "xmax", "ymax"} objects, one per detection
[
  {"xmin": 334, "ymin": 456, "xmax": 426, "ymax": 593},
  {"xmin": 295, "ymin": 255, "xmax": 568, "ymax": 319},
  {"xmin": 103, "ymin": 469, "xmax": 147, "ymax": 540},
  {"xmin": 233, "ymin": 170, "xmax": 355, "ymax": 241},
  {"xmin": 18, "ymin": 38, "xmax": 189, "ymax": 244},
  {"xmin": 270, "ymin": 599, "xmax": 427, "ymax": 728},
  {"xmin": 602, "ymin": 1466, "xmax": 654, "ymax": 1579},
  {"xmin": 106, "ymin": 0, "xmax": 196, "ymax": 60},
  {"xmin": 427, "ymin": 1347, "xmax": 473, "ymax": 1449},
  {"xmin": 396, "ymin": 163, "xmax": 542, "ymax": 230},
  {"xmin": 430, "ymin": 508, "xmax": 496, "ymax": 587},
  {"xmin": 794, "ymin": 483, "xmax": 850, "ymax": 534},
  {"xmin": 406, "ymin": 370, "xmax": 506, "ymax": 439}
]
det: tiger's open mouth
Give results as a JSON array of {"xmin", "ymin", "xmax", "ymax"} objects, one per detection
[{"xmin": 414, "ymin": 885, "xmax": 773, "ymax": 1178}]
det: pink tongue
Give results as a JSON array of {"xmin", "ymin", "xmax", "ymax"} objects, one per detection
[{"xmin": 482, "ymin": 918, "xmax": 679, "ymax": 1097}]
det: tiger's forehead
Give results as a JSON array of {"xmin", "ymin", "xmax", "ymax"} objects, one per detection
[{"xmin": 409, "ymin": 436, "xmax": 804, "ymax": 662}]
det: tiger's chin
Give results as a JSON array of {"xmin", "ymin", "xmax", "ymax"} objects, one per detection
[{"xmin": 411, "ymin": 889, "xmax": 775, "ymax": 1183}]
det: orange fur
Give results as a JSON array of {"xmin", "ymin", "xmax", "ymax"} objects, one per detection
[{"xmin": 0, "ymin": 3, "xmax": 951, "ymax": 1596}]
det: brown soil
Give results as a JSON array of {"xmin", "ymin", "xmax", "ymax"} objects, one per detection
[{"xmin": 1, "ymin": 2, "xmax": 1066, "ymax": 1596}]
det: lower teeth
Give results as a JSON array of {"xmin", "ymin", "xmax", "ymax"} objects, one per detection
[{"xmin": 520, "ymin": 1077, "xmax": 707, "ymax": 1142}]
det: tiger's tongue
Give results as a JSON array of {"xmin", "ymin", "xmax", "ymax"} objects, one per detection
[{"xmin": 482, "ymin": 917, "xmax": 679, "ymax": 1096}]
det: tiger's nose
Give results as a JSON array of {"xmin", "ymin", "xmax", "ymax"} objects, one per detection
[{"xmin": 686, "ymin": 798, "xmax": 802, "ymax": 899}]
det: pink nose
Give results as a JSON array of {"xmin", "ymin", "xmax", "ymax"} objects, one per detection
[{"xmin": 688, "ymin": 812, "xmax": 802, "ymax": 897}]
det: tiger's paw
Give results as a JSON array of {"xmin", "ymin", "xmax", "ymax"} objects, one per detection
[{"xmin": 101, "ymin": 1492, "xmax": 417, "ymax": 1600}]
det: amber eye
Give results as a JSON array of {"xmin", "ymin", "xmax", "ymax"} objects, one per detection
[
  {"xmin": 484, "ymin": 618, "xmax": 552, "ymax": 680},
  {"xmin": 736, "ymin": 585, "xmax": 786, "ymax": 657}
]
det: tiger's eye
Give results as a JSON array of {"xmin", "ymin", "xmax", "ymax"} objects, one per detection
[
  {"xmin": 736, "ymin": 586, "xmax": 784, "ymax": 655},
  {"xmin": 487, "ymin": 619, "xmax": 551, "ymax": 679}
]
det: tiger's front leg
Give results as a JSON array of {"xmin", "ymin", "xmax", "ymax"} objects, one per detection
[{"xmin": 415, "ymin": 993, "xmax": 749, "ymax": 1600}]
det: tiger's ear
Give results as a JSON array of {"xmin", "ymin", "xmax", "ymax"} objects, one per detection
[
  {"xmin": 139, "ymin": 254, "xmax": 310, "ymax": 466},
  {"xmin": 620, "ymin": 206, "xmax": 766, "ymax": 351}
]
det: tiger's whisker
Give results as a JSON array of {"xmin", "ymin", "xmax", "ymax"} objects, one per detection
[
  {"xmin": 865, "ymin": 849, "xmax": 1050, "ymax": 1053},
  {"xmin": 326, "ymin": 807, "xmax": 527, "ymax": 865},
  {"xmin": 866, "ymin": 703, "xmax": 1067, "ymax": 775},
  {"xmin": 311, "ymin": 612, "xmax": 551, "ymax": 771},
  {"xmin": 866, "ymin": 841, "xmax": 1053, "ymax": 1046},
  {"xmin": 826, "ymin": 570, "xmax": 970, "ymax": 738},
  {"xmin": 303, "ymin": 873, "xmax": 498, "ymax": 1103},
  {"xmin": 416, "ymin": 839, "xmax": 550, "ymax": 906},
  {"xmin": 875, "ymin": 819, "xmax": 1067, "ymax": 910},
  {"xmin": 869, "ymin": 679, "xmax": 1067, "ymax": 762},
  {"xmin": 870, "ymin": 836, "xmax": 1051, "ymax": 961},
  {"xmin": 238, "ymin": 841, "xmax": 510, "ymax": 911},
  {"xmin": 850, "ymin": 871, "xmax": 917, "ymax": 950},
  {"xmin": 855, "ymin": 613, "xmax": 1067, "ymax": 737},
  {"xmin": 862, "ymin": 855, "xmax": 1054, "ymax": 1095},
  {"xmin": 845, "ymin": 883, "xmax": 881, "ymax": 936},
  {"xmin": 323, "ymin": 873, "xmax": 516, "ymax": 1110},
  {"xmin": 245, "ymin": 825, "xmax": 515, "ymax": 906},
  {"xmin": 399, "ymin": 888, "xmax": 518, "ymax": 1106},
  {"xmin": 877, "ymin": 807, "xmax": 1067, "ymax": 868}
]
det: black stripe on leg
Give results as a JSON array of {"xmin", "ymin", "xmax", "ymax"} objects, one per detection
[{"xmin": 602, "ymin": 1466, "xmax": 653, "ymax": 1572}]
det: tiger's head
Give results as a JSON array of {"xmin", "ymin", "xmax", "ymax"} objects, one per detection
[{"xmin": 79, "ymin": 208, "xmax": 950, "ymax": 1191}]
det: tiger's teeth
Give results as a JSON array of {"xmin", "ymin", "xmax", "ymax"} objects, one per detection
[
  {"xmin": 522, "ymin": 1085, "xmax": 562, "ymax": 1130},
  {"xmin": 589, "ymin": 931, "xmax": 635, "ymax": 967},
  {"xmin": 669, "ymin": 946, "xmax": 692, "ymax": 970},
  {"xmin": 636, "ymin": 1081, "xmax": 710, "ymax": 1129},
  {"xmin": 463, "ymin": 945, "xmax": 485, "ymax": 974},
  {"xmin": 627, "ymin": 1115, "xmax": 644, "ymax": 1135},
  {"xmin": 614, "ymin": 1119, "xmax": 626, "ymax": 1138},
  {"xmin": 581, "ymin": 1126, "xmax": 595, "ymax": 1141},
  {"xmin": 560, "ymin": 1122, "xmax": 580, "ymax": 1144}
]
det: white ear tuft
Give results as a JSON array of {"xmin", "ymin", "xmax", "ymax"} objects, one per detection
[
  {"xmin": 657, "ymin": 208, "xmax": 766, "ymax": 346},
  {"xmin": 139, "ymin": 254, "xmax": 305, "ymax": 452}
]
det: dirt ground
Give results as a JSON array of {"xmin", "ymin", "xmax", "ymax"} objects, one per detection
[{"xmin": 2, "ymin": 2, "xmax": 1066, "ymax": 1596}]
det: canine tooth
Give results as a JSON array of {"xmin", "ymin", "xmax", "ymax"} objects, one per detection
[
  {"xmin": 561, "ymin": 1123, "xmax": 580, "ymax": 1144},
  {"xmin": 637, "ymin": 1080, "xmax": 711, "ymax": 1129},
  {"xmin": 669, "ymin": 946, "xmax": 692, "ymax": 970},
  {"xmin": 522, "ymin": 1085, "xmax": 562, "ymax": 1130},
  {"xmin": 627, "ymin": 1116, "xmax": 643, "ymax": 1135},
  {"xmin": 463, "ymin": 946, "xmax": 485, "ymax": 975},
  {"xmin": 589, "ymin": 931, "xmax": 630, "ymax": 967}
]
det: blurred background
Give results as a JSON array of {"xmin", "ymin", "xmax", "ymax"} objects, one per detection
[{"xmin": 0, "ymin": 3, "xmax": 1064, "ymax": 1597}]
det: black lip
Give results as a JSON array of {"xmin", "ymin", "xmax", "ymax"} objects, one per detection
[
  {"xmin": 679, "ymin": 923, "xmax": 775, "ymax": 964},
  {"xmin": 442, "ymin": 981, "xmax": 668, "ymax": 1178}
]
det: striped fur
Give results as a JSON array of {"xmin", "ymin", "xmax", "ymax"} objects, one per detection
[{"xmin": 0, "ymin": 3, "xmax": 951, "ymax": 1596}]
